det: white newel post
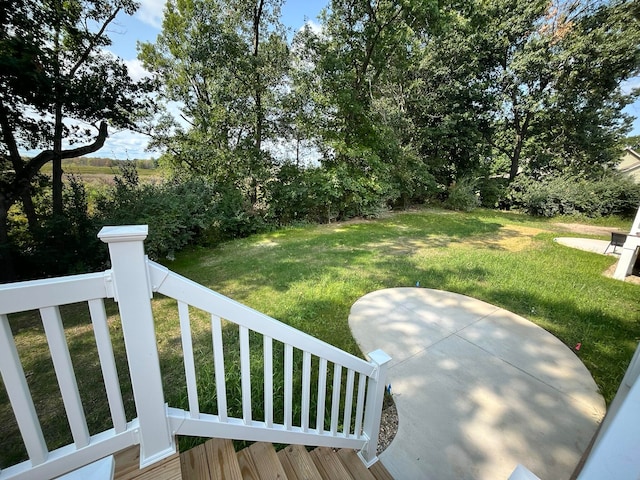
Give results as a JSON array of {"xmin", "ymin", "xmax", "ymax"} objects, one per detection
[
  {"xmin": 358, "ymin": 349, "xmax": 392, "ymax": 467},
  {"xmin": 98, "ymin": 225, "xmax": 176, "ymax": 467}
]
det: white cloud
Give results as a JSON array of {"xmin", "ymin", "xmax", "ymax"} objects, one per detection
[
  {"xmin": 125, "ymin": 58, "xmax": 152, "ymax": 82},
  {"xmin": 136, "ymin": 0, "xmax": 167, "ymax": 29},
  {"xmin": 91, "ymin": 129, "xmax": 157, "ymax": 160}
]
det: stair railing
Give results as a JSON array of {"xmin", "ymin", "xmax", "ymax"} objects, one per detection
[{"xmin": 0, "ymin": 225, "xmax": 390, "ymax": 479}]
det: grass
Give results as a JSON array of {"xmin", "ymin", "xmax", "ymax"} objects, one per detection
[{"xmin": 1, "ymin": 208, "xmax": 639, "ymax": 467}]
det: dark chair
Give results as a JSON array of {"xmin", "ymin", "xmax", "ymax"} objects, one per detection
[{"xmin": 604, "ymin": 232, "xmax": 627, "ymax": 254}]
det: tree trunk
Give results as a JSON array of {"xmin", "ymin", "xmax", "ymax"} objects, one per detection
[
  {"xmin": 53, "ymin": 15, "xmax": 64, "ymax": 217},
  {"xmin": 0, "ymin": 200, "xmax": 16, "ymax": 283},
  {"xmin": 21, "ymin": 191, "xmax": 39, "ymax": 234},
  {"xmin": 509, "ymin": 133, "xmax": 523, "ymax": 181},
  {"xmin": 253, "ymin": 0, "xmax": 264, "ymax": 154},
  {"xmin": 509, "ymin": 110, "xmax": 531, "ymax": 181},
  {"xmin": 52, "ymin": 104, "xmax": 64, "ymax": 216},
  {"xmin": 252, "ymin": 0, "xmax": 265, "ymax": 207}
]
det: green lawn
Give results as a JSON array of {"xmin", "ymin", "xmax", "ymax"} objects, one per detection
[
  {"xmin": 169, "ymin": 209, "xmax": 638, "ymax": 404},
  {"xmin": 1, "ymin": 208, "xmax": 638, "ymax": 467}
]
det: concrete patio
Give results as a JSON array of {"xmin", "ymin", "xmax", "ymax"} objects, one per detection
[{"xmin": 349, "ymin": 288, "xmax": 605, "ymax": 480}]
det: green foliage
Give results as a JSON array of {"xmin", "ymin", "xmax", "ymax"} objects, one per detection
[
  {"xmin": 477, "ymin": 177, "xmax": 510, "ymax": 209},
  {"xmin": 138, "ymin": 0, "xmax": 289, "ymax": 202},
  {"xmin": 626, "ymin": 135, "xmax": 640, "ymax": 150},
  {"xmin": 8, "ymin": 175, "xmax": 106, "ymax": 278},
  {"xmin": 267, "ymin": 165, "xmax": 338, "ymax": 224},
  {"xmin": 507, "ymin": 173, "xmax": 640, "ymax": 217},
  {"xmin": 443, "ymin": 177, "xmax": 481, "ymax": 212},
  {"xmin": 0, "ymin": 0, "xmax": 153, "ymax": 280},
  {"xmin": 96, "ymin": 163, "xmax": 224, "ymax": 260}
]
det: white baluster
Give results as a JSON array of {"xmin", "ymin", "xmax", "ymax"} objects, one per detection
[{"xmin": 178, "ymin": 301, "xmax": 199, "ymax": 418}]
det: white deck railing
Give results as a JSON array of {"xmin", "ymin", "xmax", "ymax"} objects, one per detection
[{"xmin": 0, "ymin": 225, "xmax": 390, "ymax": 479}]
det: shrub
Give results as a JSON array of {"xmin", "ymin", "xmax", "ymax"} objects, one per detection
[
  {"xmin": 477, "ymin": 176, "xmax": 509, "ymax": 208},
  {"xmin": 9, "ymin": 175, "xmax": 106, "ymax": 279},
  {"xmin": 443, "ymin": 177, "xmax": 481, "ymax": 211},
  {"xmin": 96, "ymin": 162, "xmax": 270, "ymax": 260},
  {"xmin": 96, "ymin": 163, "xmax": 218, "ymax": 260},
  {"xmin": 506, "ymin": 172, "xmax": 640, "ymax": 217}
]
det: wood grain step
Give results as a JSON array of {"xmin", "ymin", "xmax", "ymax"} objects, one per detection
[
  {"xmin": 238, "ymin": 441, "xmax": 287, "ymax": 480},
  {"xmin": 310, "ymin": 447, "xmax": 353, "ymax": 479},
  {"xmin": 369, "ymin": 460, "xmax": 394, "ymax": 480},
  {"xmin": 179, "ymin": 438, "xmax": 242, "ymax": 480},
  {"xmin": 207, "ymin": 438, "xmax": 243, "ymax": 480},
  {"xmin": 118, "ymin": 439, "xmax": 394, "ymax": 480},
  {"xmin": 237, "ymin": 447, "xmax": 260, "ymax": 480},
  {"xmin": 337, "ymin": 449, "xmax": 375, "ymax": 480},
  {"xmin": 180, "ymin": 442, "xmax": 210, "ymax": 480},
  {"xmin": 277, "ymin": 444, "xmax": 323, "ymax": 480}
]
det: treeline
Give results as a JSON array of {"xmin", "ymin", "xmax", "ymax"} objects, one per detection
[
  {"xmin": 2, "ymin": 0, "xmax": 640, "ymax": 282},
  {"xmin": 138, "ymin": 0, "xmax": 640, "ymax": 218}
]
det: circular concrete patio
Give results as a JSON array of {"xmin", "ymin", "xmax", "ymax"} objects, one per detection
[{"xmin": 349, "ymin": 288, "xmax": 605, "ymax": 480}]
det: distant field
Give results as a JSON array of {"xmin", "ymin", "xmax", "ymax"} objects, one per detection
[{"xmin": 39, "ymin": 158, "xmax": 164, "ymax": 184}]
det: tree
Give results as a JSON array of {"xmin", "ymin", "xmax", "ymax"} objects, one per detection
[
  {"xmin": 0, "ymin": 0, "xmax": 149, "ymax": 281},
  {"xmin": 139, "ymin": 0, "xmax": 289, "ymax": 204},
  {"xmin": 528, "ymin": 0, "xmax": 640, "ymax": 178},
  {"xmin": 404, "ymin": 2, "xmax": 496, "ymax": 188},
  {"xmin": 297, "ymin": 0, "xmax": 439, "ymax": 215},
  {"xmin": 480, "ymin": 0, "xmax": 640, "ymax": 180}
]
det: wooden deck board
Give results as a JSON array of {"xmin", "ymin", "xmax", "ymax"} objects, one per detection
[
  {"xmin": 205, "ymin": 438, "xmax": 242, "ymax": 480},
  {"xmin": 310, "ymin": 447, "xmax": 352, "ymax": 479},
  {"xmin": 369, "ymin": 460, "xmax": 394, "ymax": 480},
  {"xmin": 180, "ymin": 443, "xmax": 211, "ymax": 480},
  {"xmin": 278, "ymin": 445, "xmax": 323, "ymax": 480},
  {"xmin": 114, "ymin": 446, "xmax": 181, "ymax": 480},
  {"xmin": 237, "ymin": 447, "xmax": 261, "ymax": 480},
  {"xmin": 247, "ymin": 442, "xmax": 287, "ymax": 479},
  {"xmin": 112, "ymin": 439, "xmax": 391, "ymax": 480},
  {"xmin": 337, "ymin": 449, "xmax": 375, "ymax": 479}
]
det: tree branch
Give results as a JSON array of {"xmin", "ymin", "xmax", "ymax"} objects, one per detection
[
  {"xmin": 0, "ymin": 99, "xmax": 24, "ymax": 173},
  {"xmin": 26, "ymin": 121, "xmax": 109, "ymax": 177},
  {"xmin": 69, "ymin": 7, "xmax": 122, "ymax": 77}
]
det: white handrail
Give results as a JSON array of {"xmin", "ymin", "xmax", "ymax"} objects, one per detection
[
  {"xmin": 0, "ymin": 271, "xmax": 109, "ymax": 314},
  {"xmin": 147, "ymin": 257, "xmax": 389, "ymax": 461},
  {"xmin": 148, "ymin": 261, "xmax": 377, "ymax": 377}
]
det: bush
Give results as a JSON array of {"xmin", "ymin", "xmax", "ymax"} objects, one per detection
[
  {"xmin": 443, "ymin": 177, "xmax": 481, "ymax": 212},
  {"xmin": 267, "ymin": 165, "xmax": 336, "ymax": 224},
  {"xmin": 96, "ymin": 162, "xmax": 271, "ymax": 260},
  {"xmin": 96, "ymin": 163, "xmax": 214, "ymax": 259},
  {"xmin": 477, "ymin": 176, "xmax": 509, "ymax": 208},
  {"xmin": 506, "ymin": 173, "xmax": 640, "ymax": 217},
  {"xmin": 8, "ymin": 175, "xmax": 106, "ymax": 279}
]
